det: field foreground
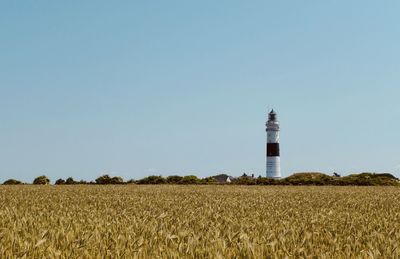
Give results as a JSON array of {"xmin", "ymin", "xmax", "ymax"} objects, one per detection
[{"xmin": 1, "ymin": 185, "xmax": 400, "ymax": 258}]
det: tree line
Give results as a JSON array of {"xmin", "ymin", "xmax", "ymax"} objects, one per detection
[
  {"xmin": 2, "ymin": 174, "xmax": 213, "ymax": 185},
  {"xmin": 2, "ymin": 172, "xmax": 399, "ymax": 186},
  {"xmin": 3, "ymin": 175, "xmax": 126, "ymax": 185}
]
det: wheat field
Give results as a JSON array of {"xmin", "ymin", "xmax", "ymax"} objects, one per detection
[{"xmin": 0, "ymin": 185, "xmax": 399, "ymax": 258}]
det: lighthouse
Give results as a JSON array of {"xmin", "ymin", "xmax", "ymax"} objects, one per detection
[{"xmin": 266, "ymin": 109, "xmax": 281, "ymax": 178}]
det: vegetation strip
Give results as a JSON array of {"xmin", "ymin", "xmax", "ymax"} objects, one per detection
[{"xmin": 3, "ymin": 172, "xmax": 399, "ymax": 186}]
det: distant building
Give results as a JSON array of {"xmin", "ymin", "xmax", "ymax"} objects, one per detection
[{"xmin": 212, "ymin": 174, "xmax": 235, "ymax": 183}]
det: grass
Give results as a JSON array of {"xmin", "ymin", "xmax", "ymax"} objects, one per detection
[{"xmin": 1, "ymin": 185, "xmax": 400, "ymax": 258}]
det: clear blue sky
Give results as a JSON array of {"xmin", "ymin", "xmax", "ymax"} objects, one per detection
[{"xmin": 1, "ymin": 1, "xmax": 400, "ymax": 182}]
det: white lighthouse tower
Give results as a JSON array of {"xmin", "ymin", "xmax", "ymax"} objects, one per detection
[{"xmin": 266, "ymin": 109, "xmax": 281, "ymax": 178}]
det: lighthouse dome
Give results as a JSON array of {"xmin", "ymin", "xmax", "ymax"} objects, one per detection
[{"xmin": 268, "ymin": 109, "xmax": 278, "ymax": 122}]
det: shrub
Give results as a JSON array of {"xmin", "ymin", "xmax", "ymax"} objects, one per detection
[
  {"xmin": 279, "ymin": 172, "xmax": 400, "ymax": 186},
  {"xmin": 55, "ymin": 179, "xmax": 65, "ymax": 185},
  {"xmin": 180, "ymin": 175, "xmax": 201, "ymax": 185},
  {"xmin": 95, "ymin": 175, "xmax": 124, "ymax": 184},
  {"xmin": 201, "ymin": 177, "xmax": 217, "ymax": 184},
  {"xmin": 233, "ymin": 176, "xmax": 257, "ymax": 185},
  {"xmin": 33, "ymin": 175, "xmax": 50, "ymax": 185},
  {"xmin": 3, "ymin": 179, "xmax": 23, "ymax": 185},
  {"xmin": 376, "ymin": 173, "xmax": 398, "ymax": 180},
  {"xmin": 339, "ymin": 173, "xmax": 399, "ymax": 186},
  {"xmin": 256, "ymin": 177, "xmax": 276, "ymax": 185},
  {"xmin": 65, "ymin": 177, "xmax": 76, "ymax": 185},
  {"xmin": 166, "ymin": 175, "xmax": 183, "ymax": 184},
  {"xmin": 283, "ymin": 172, "xmax": 333, "ymax": 186},
  {"xmin": 137, "ymin": 176, "xmax": 166, "ymax": 184},
  {"xmin": 95, "ymin": 175, "xmax": 112, "ymax": 184},
  {"xmin": 110, "ymin": 177, "xmax": 124, "ymax": 184}
]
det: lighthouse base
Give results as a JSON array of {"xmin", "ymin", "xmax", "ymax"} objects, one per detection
[{"xmin": 266, "ymin": 157, "xmax": 281, "ymax": 179}]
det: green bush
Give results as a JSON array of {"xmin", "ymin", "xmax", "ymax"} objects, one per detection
[
  {"xmin": 339, "ymin": 173, "xmax": 399, "ymax": 186},
  {"xmin": 95, "ymin": 175, "xmax": 112, "ymax": 184},
  {"xmin": 110, "ymin": 177, "xmax": 124, "ymax": 184},
  {"xmin": 166, "ymin": 175, "xmax": 183, "ymax": 184},
  {"xmin": 3, "ymin": 179, "xmax": 23, "ymax": 185},
  {"xmin": 33, "ymin": 175, "xmax": 50, "ymax": 185},
  {"xmin": 279, "ymin": 172, "xmax": 399, "ymax": 186},
  {"xmin": 201, "ymin": 177, "xmax": 217, "ymax": 184},
  {"xmin": 65, "ymin": 177, "xmax": 76, "ymax": 185},
  {"xmin": 55, "ymin": 179, "xmax": 65, "ymax": 185},
  {"xmin": 256, "ymin": 178, "xmax": 276, "ymax": 185},
  {"xmin": 180, "ymin": 175, "xmax": 201, "ymax": 185},
  {"xmin": 137, "ymin": 176, "xmax": 166, "ymax": 184},
  {"xmin": 95, "ymin": 175, "xmax": 124, "ymax": 184},
  {"xmin": 232, "ymin": 176, "xmax": 257, "ymax": 185},
  {"xmin": 283, "ymin": 172, "xmax": 334, "ymax": 185}
]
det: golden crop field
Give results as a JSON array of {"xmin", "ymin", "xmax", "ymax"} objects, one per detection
[{"xmin": 1, "ymin": 185, "xmax": 400, "ymax": 258}]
